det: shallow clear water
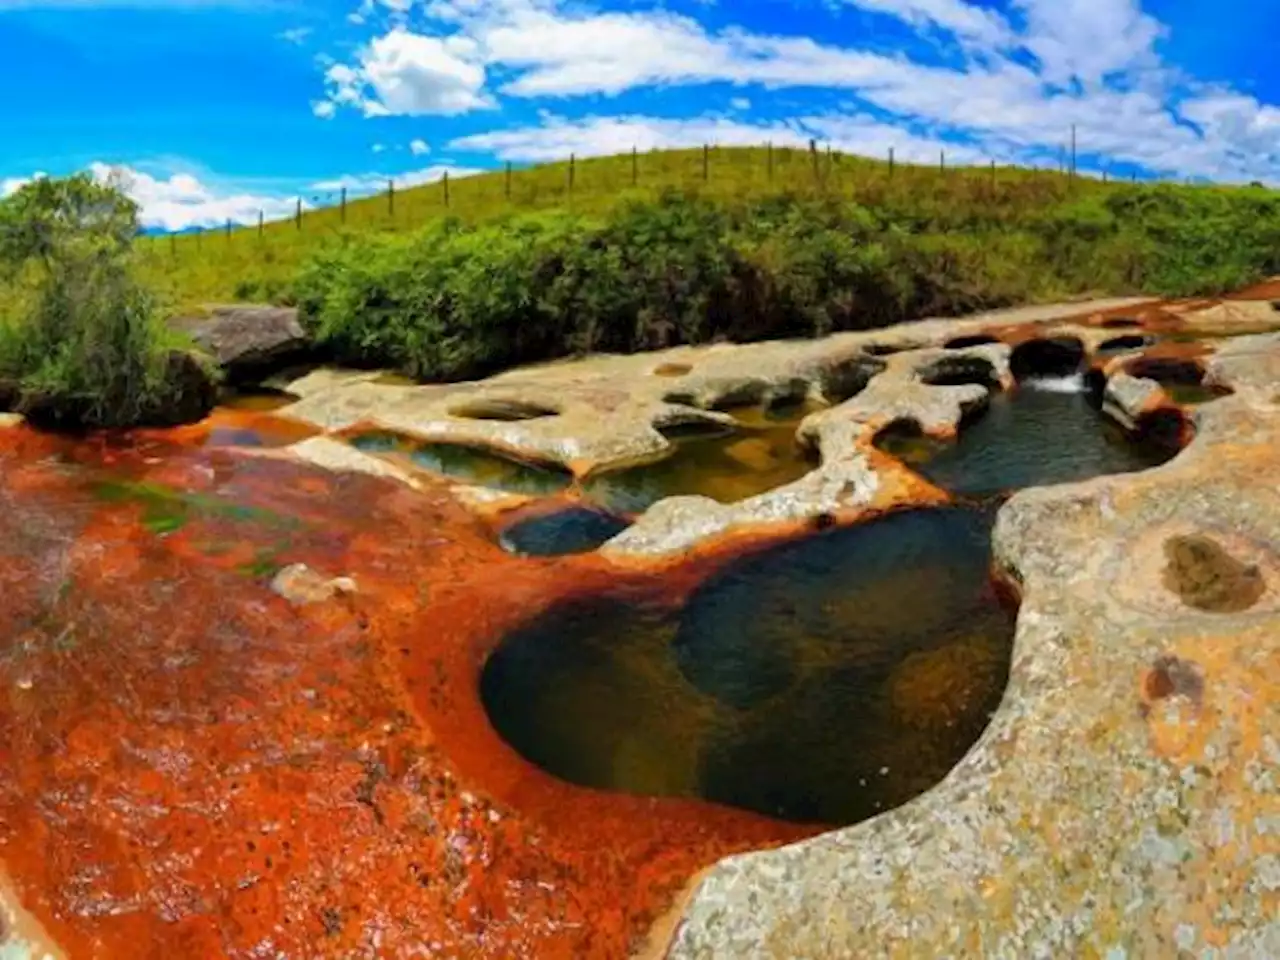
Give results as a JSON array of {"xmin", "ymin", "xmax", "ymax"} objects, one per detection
[
  {"xmin": 348, "ymin": 430, "xmax": 573, "ymax": 496},
  {"xmin": 499, "ymin": 506, "xmax": 632, "ymax": 556},
  {"xmin": 876, "ymin": 381, "xmax": 1177, "ymax": 497},
  {"xmin": 583, "ymin": 403, "xmax": 819, "ymax": 515},
  {"xmin": 480, "ymin": 506, "xmax": 1017, "ymax": 825},
  {"xmin": 220, "ymin": 388, "xmax": 300, "ymax": 413}
]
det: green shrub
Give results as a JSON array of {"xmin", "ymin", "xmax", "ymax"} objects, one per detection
[{"xmin": 286, "ymin": 182, "xmax": 1280, "ymax": 382}]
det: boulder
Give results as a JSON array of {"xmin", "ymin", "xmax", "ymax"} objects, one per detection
[
  {"xmin": 1102, "ymin": 370, "xmax": 1164, "ymax": 431},
  {"xmin": 171, "ymin": 304, "xmax": 312, "ymax": 382}
]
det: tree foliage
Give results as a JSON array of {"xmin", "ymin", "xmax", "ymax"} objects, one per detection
[{"xmin": 0, "ymin": 174, "xmax": 213, "ymax": 428}]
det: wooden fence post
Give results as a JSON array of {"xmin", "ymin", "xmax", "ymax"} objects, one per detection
[
  {"xmin": 295, "ymin": 198, "xmax": 302, "ymax": 230},
  {"xmin": 702, "ymin": 143, "xmax": 709, "ymax": 182},
  {"xmin": 443, "ymin": 171, "xmax": 450, "ymax": 207},
  {"xmin": 258, "ymin": 210, "xmax": 264, "ymax": 238},
  {"xmin": 388, "ymin": 179, "xmax": 395, "ymax": 218},
  {"xmin": 341, "ymin": 187, "xmax": 347, "ymax": 223},
  {"xmin": 505, "ymin": 161, "xmax": 512, "ymax": 200},
  {"xmin": 888, "ymin": 147, "xmax": 895, "ymax": 179},
  {"xmin": 569, "ymin": 153, "xmax": 576, "ymax": 192},
  {"xmin": 631, "ymin": 146, "xmax": 638, "ymax": 186},
  {"xmin": 225, "ymin": 217, "xmax": 231, "ymax": 240},
  {"xmin": 940, "ymin": 150, "xmax": 946, "ymax": 174},
  {"xmin": 809, "ymin": 139, "xmax": 819, "ymax": 180}
]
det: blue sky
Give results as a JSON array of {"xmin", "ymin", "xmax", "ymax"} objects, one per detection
[{"xmin": 2, "ymin": 0, "xmax": 1277, "ymax": 229}]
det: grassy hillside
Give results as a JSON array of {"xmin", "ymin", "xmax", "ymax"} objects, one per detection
[
  {"xmin": 136, "ymin": 146, "xmax": 1139, "ymax": 307},
  {"xmin": 121, "ymin": 145, "xmax": 1280, "ymax": 384}
]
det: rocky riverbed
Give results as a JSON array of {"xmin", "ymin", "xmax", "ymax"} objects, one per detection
[{"xmin": 1, "ymin": 286, "xmax": 1278, "ymax": 958}]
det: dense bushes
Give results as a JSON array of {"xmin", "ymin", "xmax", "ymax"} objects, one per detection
[
  {"xmin": 285, "ymin": 175, "xmax": 1280, "ymax": 384},
  {"xmin": 0, "ymin": 174, "xmax": 215, "ymax": 427}
]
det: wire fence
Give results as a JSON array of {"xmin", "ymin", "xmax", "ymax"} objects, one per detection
[{"xmin": 140, "ymin": 133, "xmax": 1171, "ymax": 257}]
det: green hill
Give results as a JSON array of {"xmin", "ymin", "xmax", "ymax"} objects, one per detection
[{"xmin": 129, "ymin": 145, "xmax": 1280, "ymax": 383}]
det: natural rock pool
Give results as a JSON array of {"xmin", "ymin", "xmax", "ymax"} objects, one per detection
[
  {"xmin": 481, "ymin": 506, "xmax": 1017, "ymax": 825},
  {"xmin": 582, "ymin": 402, "xmax": 819, "ymax": 514},
  {"xmin": 874, "ymin": 378, "xmax": 1180, "ymax": 497},
  {"xmin": 5, "ymin": 292, "xmax": 1275, "ymax": 960},
  {"xmin": 498, "ymin": 505, "xmax": 632, "ymax": 556},
  {"xmin": 347, "ymin": 429, "xmax": 575, "ymax": 495}
]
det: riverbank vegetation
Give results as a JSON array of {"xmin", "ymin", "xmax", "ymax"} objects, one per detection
[
  {"xmin": 281, "ymin": 176, "xmax": 1280, "ymax": 382},
  {"xmin": 6, "ymin": 150, "xmax": 1280, "ymax": 400}
]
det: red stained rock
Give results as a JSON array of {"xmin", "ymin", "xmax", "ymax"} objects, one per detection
[{"xmin": 0, "ymin": 424, "xmax": 806, "ymax": 960}]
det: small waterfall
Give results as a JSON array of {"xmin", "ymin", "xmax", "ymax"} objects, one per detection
[{"xmin": 1021, "ymin": 372, "xmax": 1087, "ymax": 394}]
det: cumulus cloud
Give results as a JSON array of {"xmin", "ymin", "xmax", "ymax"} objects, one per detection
[
  {"xmin": 409, "ymin": 138, "xmax": 430, "ymax": 154},
  {"xmin": 2, "ymin": 164, "xmax": 301, "ymax": 231},
  {"xmin": 1, "ymin": 161, "xmax": 496, "ymax": 231},
  {"xmin": 88, "ymin": 164, "xmax": 302, "ymax": 231},
  {"xmin": 319, "ymin": 27, "xmax": 492, "ymax": 116}
]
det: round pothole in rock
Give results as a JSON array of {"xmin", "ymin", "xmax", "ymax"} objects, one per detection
[
  {"xmin": 499, "ymin": 506, "xmax": 632, "ymax": 557},
  {"xmin": 653, "ymin": 362, "xmax": 694, "ymax": 377},
  {"xmin": 873, "ymin": 384, "xmax": 1178, "ymax": 497},
  {"xmin": 863, "ymin": 342, "xmax": 919, "ymax": 357},
  {"xmin": 585, "ymin": 410, "xmax": 816, "ymax": 514},
  {"xmin": 1009, "ymin": 337, "xmax": 1085, "ymax": 382},
  {"xmin": 1125, "ymin": 358, "xmax": 1232, "ymax": 406},
  {"xmin": 944, "ymin": 334, "xmax": 1002, "ymax": 350},
  {"xmin": 1162, "ymin": 534, "xmax": 1266, "ymax": 613},
  {"xmin": 348, "ymin": 431, "xmax": 573, "ymax": 496},
  {"xmin": 917, "ymin": 355, "xmax": 1001, "ymax": 389},
  {"xmin": 1096, "ymin": 334, "xmax": 1157, "ymax": 356},
  {"xmin": 448, "ymin": 399, "xmax": 560, "ymax": 422},
  {"xmin": 480, "ymin": 506, "xmax": 1017, "ymax": 825}
]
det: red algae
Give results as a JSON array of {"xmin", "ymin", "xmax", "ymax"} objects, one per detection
[{"xmin": 0, "ymin": 423, "xmax": 808, "ymax": 960}]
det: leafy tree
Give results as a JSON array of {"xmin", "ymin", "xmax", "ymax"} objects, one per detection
[{"xmin": 0, "ymin": 172, "xmax": 213, "ymax": 428}]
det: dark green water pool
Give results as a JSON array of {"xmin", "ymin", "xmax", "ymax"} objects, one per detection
[
  {"xmin": 875, "ymin": 381, "xmax": 1178, "ymax": 497},
  {"xmin": 582, "ymin": 403, "xmax": 819, "ymax": 515},
  {"xmin": 498, "ymin": 506, "xmax": 632, "ymax": 557},
  {"xmin": 481, "ymin": 506, "xmax": 1016, "ymax": 825},
  {"xmin": 347, "ymin": 430, "xmax": 574, "ymax": 497}
]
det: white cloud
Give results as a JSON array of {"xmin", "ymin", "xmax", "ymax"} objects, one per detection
[
  {"xmin": 451, "ymin": 112, "xmax": 989, "ymax": 167},
  {"xmin": 409, "ymin": 138, "xmax": 431, "ymax": 154},
  {"xmin": 1, "ymin": 174, "xmax": 42, "ymax": 198},
  {"xmin": 88, "ymin": 163, "xmax": 301, "ymax": 231},
  {"xmin": 320, "ymin": 0, "xmax": 1280, "ymax": 186},
  {"xmin": 730, "ymin": 97, "xmax": 750, "ymax": 111},
  {"xmin": 279, "ymin": 27, "xmax": 312, "ymax": 45},
  {"xmin": 1013, "ymin": 0, "xmax": 1165, "ymax": 86},
  {"xmin": 841, "ymin": 0, "xmax": 1014, "ymax": 49},
  {"xmin": 311, "ymin": 163, "xmax": 484, "ymax": 196},
  {"xmin": 372, "ymin": 143, "xmax": 386, "ymax": 153},
  {"xmin": 318, "ymin": 27, "xmax": 492, "ymax": 117}
]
